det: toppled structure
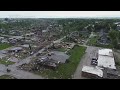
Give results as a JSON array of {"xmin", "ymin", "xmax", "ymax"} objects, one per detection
[{"xmin": 7, "ymin": 47, "xmax": 23, "ymax": 53}]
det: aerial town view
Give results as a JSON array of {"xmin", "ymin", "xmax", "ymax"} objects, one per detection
[{"xmin": 0, "ymin": 11, "xmax": 120, "ymax": 79}]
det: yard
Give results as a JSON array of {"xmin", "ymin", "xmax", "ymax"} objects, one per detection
[
  {"xmin": 87, "ymin": 36, "xmax": 99, "ymax": 46},
  {"xmin": 35, "ymin": 45, "xmax": 86, "ymax": 79},
  {"xmin": 0, "ymin": 59, "xmax": 15, "ymax": 65},
  {"xmin": 0, "ymin": 43, "xmax": 11, "ymax": 50},
  {"xmin": 0, "ymin": 75, "xmax": 16, "ymax": 79}
]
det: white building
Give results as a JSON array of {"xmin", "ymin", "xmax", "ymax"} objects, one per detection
[
  {"xmin": 82, "ymin": 66, "xmax": 103, "ymax": 78},
  {"xmin": 97, "ymin": 49, "xmax": 116, "ymax": 69}
]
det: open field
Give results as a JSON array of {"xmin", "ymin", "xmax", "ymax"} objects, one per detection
[
  {"xmin": 0, "ymin": 43, "xmax": 11, "ymax": 50},
  {"xmin": 0, "ymin": 75, "xmax": 16, "ymax": 79},
  {"xmin": 0, "ymin": 59, "xmax": 15, "ymax": 65}
]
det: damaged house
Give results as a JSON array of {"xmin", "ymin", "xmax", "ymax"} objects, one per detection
[
  {"xmin": 79, "ymin": 29, "xmax": 90, "ymax": 38},
  {"xmin": 7, "ymin": 47, "xmax": 23, "ymax": 53},
  {"xmin": 97, "ymin": 30, "xmax": 111, "ymax": 45},
  {"xmin": 25, "ymin": 33, "xmax": 34, "ymax": 37},
  {"xmin": 97, "ymin": 34, "xmax": 111, "ymax": 45},
  {"xmin": 68, "ymin": 31, "xmax": 79, "ymax": 42},
  {"xmin": 34, "ymin": 51, "xmax": 70, "ymax": 70},
  {"xmin": 8, "ymin": 36, "xmax": 25, "ymax": 44},
  {"xmin": 0, "ymin": 50, "xmax": 7, "ymax": 59}
]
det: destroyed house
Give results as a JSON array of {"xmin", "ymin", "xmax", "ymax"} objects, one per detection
[
  {"xmin": 25, "ymin": 33, "xmax": 34, "ymax": 37},
  {"xmin": 102, "ymin": 68, "xmax": 120, "ymax": 79},
  {"xmin": 1, "ymin": 39, "xmax": 9, "ymax": 43},
  {"xmin": 79, "ymin": 30, "xmax": 90, "ymax": 38},
  {"xmin": 21, "ymin": 44, "xmax": 30, "ymax": 48},
  {"xmin": 0, "ymin": 53, "xmax": 7, "ymax": 59},
  {"xmin": 8, "ymin": 36, "xmax": 24, "ymax": 44},
  {"xmin": 9, "ymin": 30, "xmax": 21, "ymax": 36},
  {"xmin": 0, "ymin": 50, "xmax": 7, "ymax": 59},
  {"xmin": 9, "ymin": 36, "xmax": 24, "ymax": 41},
  {"xmin": 69, "ymin": 31, "xmax": 79, "ymax": 38},
  {"xmin": 97, "ymin": 34, "xmax": 111, "ymax": 45},
  {"xmin": 47, "ymin": 51, "xmax": 70, "ymax": 63},
  {"xmin": 0, "ymin": 37, "xmax": 4, "ymax": 41},
  {"xmin": 35, "ymin": 51, "xmax": 70, "ymax": 69},
  {"xmin": 7, "ymin": 47, "xmax": 23, "ymax": 53},
  {"xmin": 35, "ymin": 57, "xmax": 60, "ymax": 69}
]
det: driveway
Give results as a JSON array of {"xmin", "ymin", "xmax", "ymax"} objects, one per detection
[{"xmin": 73, "ymin": 46, "xmax": 100, "ymax": 79}]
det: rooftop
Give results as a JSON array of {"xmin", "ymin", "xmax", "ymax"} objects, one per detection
[
  {"xmin": 97, "ymin": 55, "xmax": 116, "ymax": 69},
  {"xmin": 41, "ymin": 51, "xmax": 70, "ymax": 63},
  {"xmin": 9, "ymin": 47, "xmax": 23, "ymax": 51},
  {"xmin": 82, "ymin": 66, "xmax": 103, "ymax": 77},
  {"xmin": 21, "ymin": 44, "xmax": 29, "ymax": 48},
  {"xmin": 98, "ymin": 49, "xmax": 113, "ymax": 57}
]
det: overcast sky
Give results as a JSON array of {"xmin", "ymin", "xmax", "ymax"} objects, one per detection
[{"xmin": 0, "ymin": 11, "xmax": 120, "ymax": 18}]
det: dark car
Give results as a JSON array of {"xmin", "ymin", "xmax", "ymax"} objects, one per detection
[
  {"xmin": 92, "ymin": 57, "xmax": 97, "ymax": 60},
  {"xmin": 91, "ymin": 60, "xmax": 98, "ymax": 65},
  {"xmin": 91, "ymin": 59, "xmax": 97, "ymax": 62},
  {"xmin": 7, "ymin": 68, "xmax": 11, "ymax": 72}
]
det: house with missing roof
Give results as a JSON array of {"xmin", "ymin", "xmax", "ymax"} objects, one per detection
[
  {"xmin": 36, "ymin": 51, "xmax": 70, "ymax": 69},
  {"xmin": 7, "ymin": 47, "xmax": 23, "ymax": 53}
]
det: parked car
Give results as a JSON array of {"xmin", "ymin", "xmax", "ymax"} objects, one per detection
[
  {"xmin": 92, "ymin": 57, "xmax": 97, "ymax": 60},
  {"xmin": 91, "ymin": 60, "xmax": 98, "ymax": 65}
]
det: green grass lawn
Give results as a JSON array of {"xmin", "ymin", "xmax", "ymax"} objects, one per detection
[
  {"xmin": 35, "ymin": 45, "xmax": 86, "ymax": 79},
  {"xmin": 0, "ymin": 75, "xmax": 16, "ymax": 79},
  {"xmin": 0, "ymin": 59, "xmax": 15, "ymax": 65},
  {"xmin": 0, "ymin": 43, "xmax": 11, "ymax": 50},
  {"xmin": 87, "ymin": 36, "xmax": 99, "ymax": 46}
]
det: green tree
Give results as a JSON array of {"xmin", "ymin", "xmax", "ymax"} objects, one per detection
[
  {"xmin": 108, "ymin": 30, "xmax": 118, "ymax": 40},
  {"xmin": 109, "ymin": 30, "xmax": 119, "ymax": 49}
]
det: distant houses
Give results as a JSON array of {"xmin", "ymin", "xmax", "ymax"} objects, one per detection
[
  {"xmin": 8, "ymin": 36, "xmax": 25, "ymax": 45},
  {"xmin": 97, "ymin": 29, "xmax": 111, "ymax": 45},
  {"xmin": 97, "ymin": 34, "xmax": 111, "ymax": 45}
]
